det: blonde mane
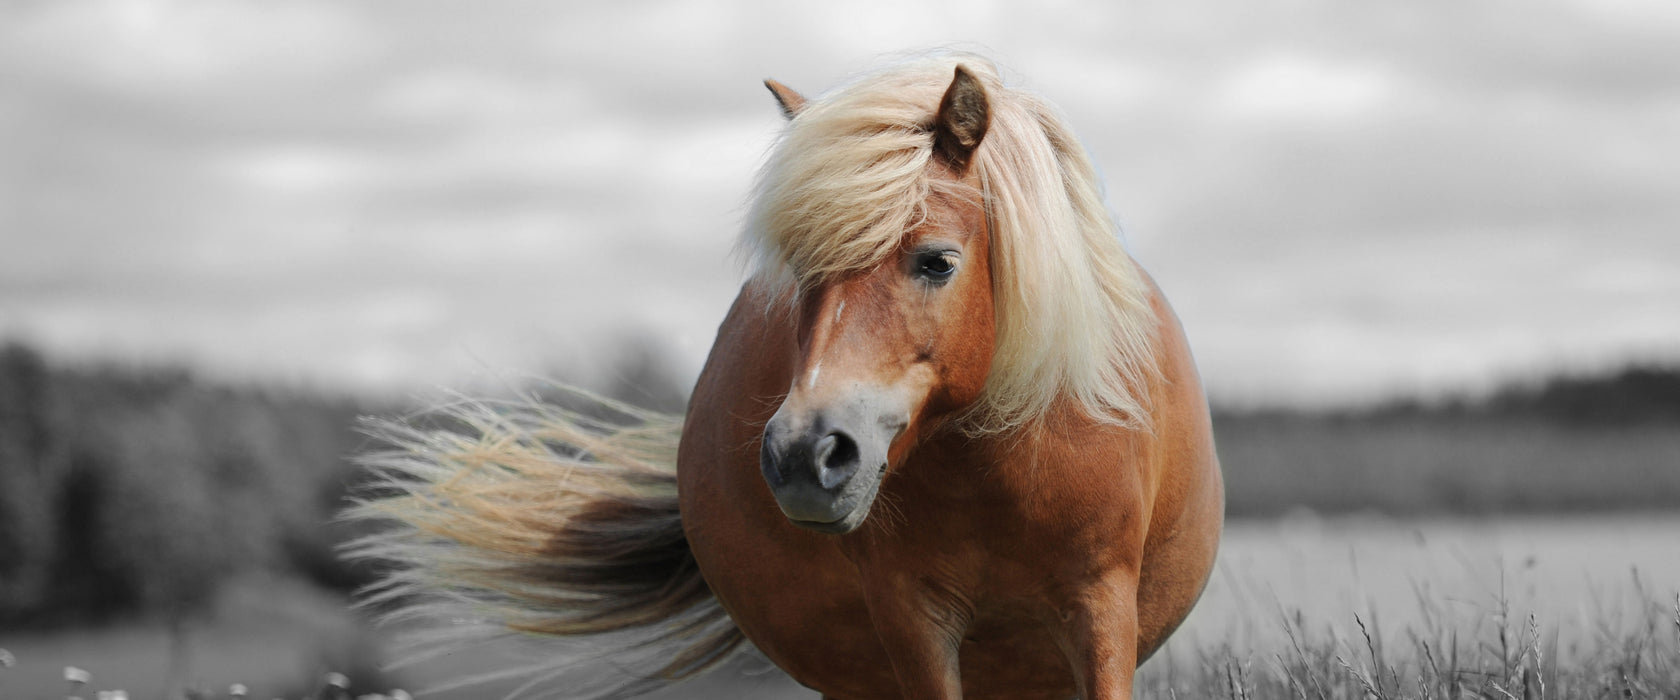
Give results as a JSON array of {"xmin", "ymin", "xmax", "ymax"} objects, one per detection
[{"xmin": 744, "ymin": 55, "xmax": 1160, "ymax": 433}]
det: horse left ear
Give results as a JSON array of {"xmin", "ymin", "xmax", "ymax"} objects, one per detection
[
  {"xmin": 933, "ymin": 65, "xmax": 990, "ymax": 173},
  {"xmin": 764, "ymin": 79, "xmax": 807, "ymax": 120}
]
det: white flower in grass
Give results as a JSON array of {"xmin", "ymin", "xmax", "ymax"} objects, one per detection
[
  {"xmin": 229, "ymin": 683, "xmax": 248, "ymax": 698},
  {"xmin": 65, "ymin": 665, "xmax": 92, "ymax": 685},
  {"xmin": 324, "ymin": 672, "xmax": 350, "ymax": 689}
]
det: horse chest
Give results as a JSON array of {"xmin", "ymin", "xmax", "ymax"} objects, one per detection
[{"xmin": 681, "ymin": 429, "xmax": 1141, "ymax": 699}]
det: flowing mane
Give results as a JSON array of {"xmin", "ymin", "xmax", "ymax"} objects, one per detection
[{"xmin": 744, "ymin": 55, "xmax": 1161, "ymax": 432}]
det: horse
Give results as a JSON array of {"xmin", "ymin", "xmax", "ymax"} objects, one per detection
[{"xmin": 349, "ymin": 55, "xmax": 1223, "ymax": 700}]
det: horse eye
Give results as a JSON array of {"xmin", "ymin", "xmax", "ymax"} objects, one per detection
[{"xmin": 917, "ymin": 253, "xmax": 956, "ymax": 282}]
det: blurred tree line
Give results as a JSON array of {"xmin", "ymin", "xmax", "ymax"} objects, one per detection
[
  {"xmin": 0, "ymin": 344, "xmax": 378, "ymax": 627},
  {"xmin": 0, "ymin": 339, "xmax": 691, "ymax": 630},
  {"xmin": 1417, "ymin": 365, "xmax": 1680, "ymax": 425},
  {"xmin": 1215, "ymin": 364, "xmax": 1680, "ymax": 517}
]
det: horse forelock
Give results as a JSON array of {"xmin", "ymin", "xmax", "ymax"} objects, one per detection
[
  {"xmin": 743, "ymin": 53, "xmax": 1161, "ymax": 433},
  {"xmin": 745, "ymin": 68, "xmax": 946, "ymax": 288}
]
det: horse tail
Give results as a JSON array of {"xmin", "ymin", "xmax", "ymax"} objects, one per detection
[{"xmin": 343, "ymin": 386, "xmax": 744, "ymax": 699}]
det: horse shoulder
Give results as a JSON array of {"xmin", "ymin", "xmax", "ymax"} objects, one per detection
[{"xmin": 1132, "ymin": 276, "xmax": 1225, "ymax": 661}]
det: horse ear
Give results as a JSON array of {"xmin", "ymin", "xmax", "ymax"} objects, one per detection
[
  {"xmin": 932, "ymin": 65, "xmax": 990, "ymax": 173},
  {"xmin": 763, "ymin": 79, "xmax": 807, "ymax": 120}
]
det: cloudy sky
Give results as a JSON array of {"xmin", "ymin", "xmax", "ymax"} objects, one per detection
[{"xmin": 2, "ymin": 0, "xmax": 1677, "ymax": 406}]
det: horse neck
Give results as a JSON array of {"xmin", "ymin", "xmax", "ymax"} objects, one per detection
[{"xmin": 916, "ymin": 398, "xmax": 1150, "ymax": 496}]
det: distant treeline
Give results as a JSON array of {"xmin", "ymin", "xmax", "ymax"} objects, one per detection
[
  {"xmin": 1355, "ymin": 365, "xmax": 1680, "ymax": 425},
  {"xmin": 0, "ymin": 344, "xmax": 380, "ymax": 627},
  {"xmin": 1215, "ymin": 364, "xmax": 1680, "ymax": 517},
  {"xmin": 2, "ymin": 340, "xmax": 1676, "ymax": 626}
]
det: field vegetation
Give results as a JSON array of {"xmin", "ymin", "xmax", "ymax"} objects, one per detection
[{"xmin": 1136, "ymin": 575, "xmax": 1680, "ymax": 699}]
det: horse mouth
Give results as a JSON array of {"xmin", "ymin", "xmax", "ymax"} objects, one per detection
[
  {"xmin": 788, "ymin": 516, "xmax": 859, "ymax": 534},
  {"xmin": 786, "ymin": 500, "xmax": 869, "ymax": 534},
  {"xmin": 781, "ymin": 461, "xmax": 886, "ymax": 534}
]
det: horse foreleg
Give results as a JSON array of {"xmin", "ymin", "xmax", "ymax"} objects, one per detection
[
  {"xmin": 872, "ymin": 620, "xmax": 963, "ymax": 699},
  {"xmin": 860, "ymin": 577, "xmax": 968, "ymax": 700},
  {"xmin": 1059, "ymin": 572, "xmax": 1142, "ymax": 700}
]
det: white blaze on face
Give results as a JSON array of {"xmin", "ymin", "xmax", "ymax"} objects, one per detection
[{"xmin": 806, "ymin": 300, "xmax": 845, "ymax": 389}]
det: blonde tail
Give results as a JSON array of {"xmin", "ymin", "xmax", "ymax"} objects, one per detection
[{"xmin": 343, "ymin": 387, "xmax": 743, "ymax": 698}]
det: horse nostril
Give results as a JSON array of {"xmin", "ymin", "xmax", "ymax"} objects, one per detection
[
  {"xmin": 827, "ymin": 431, "xmax": 859, "ymax": 468},
  {"xmin": 760, "ymin": 432, "xmax": 786, "ymax": 486},
  {"xmin": 815, "ymin": 431, "xmax": 860, "ymax": 489},
  {"xmin": 812, "ymin": 434, "xmax": 837, "ymax": 467}
]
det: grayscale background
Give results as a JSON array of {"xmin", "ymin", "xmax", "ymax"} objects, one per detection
[{"xmin": 1, "ymin": 2, "xmax": 1676, "ymax": 698}]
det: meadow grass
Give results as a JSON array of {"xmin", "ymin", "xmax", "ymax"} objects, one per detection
[
  {"xmin": 1139, "ymin": 583, "xmax": 1680, "ymax": 699},
  {"xmin": 7, "ymin": 581, "xmax": 1675, "ymax": 699},
  {"xmin": 4, "ymin": 518, "xmax": 1675, "ymax": 700}
]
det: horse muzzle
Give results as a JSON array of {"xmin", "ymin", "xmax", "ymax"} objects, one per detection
[{"xmin": 759, "ymin": 394, "xmax": 904, "ymax": 534}]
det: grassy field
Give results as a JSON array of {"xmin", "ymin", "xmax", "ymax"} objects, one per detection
[
  {"xmin": 0, "ymin": 576, "xmax": 393, "ymax": 700},
  {"xmin": 1135, "ymin": 599, "xmax": 1680, "ymax": 699},
  {"xmin": 5, "ymin": 516, "xmax": 1676, "ymax": 700},
  {"xmin": 1137, "ymin": 515, "xmax": 1680, "ymax": 698}
]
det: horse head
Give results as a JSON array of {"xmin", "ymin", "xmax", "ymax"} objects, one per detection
[{"xmin": 757, "ymin": 66, "xmax": 995, "ymax": 534}]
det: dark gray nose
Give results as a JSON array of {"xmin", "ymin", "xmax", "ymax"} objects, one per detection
[
  {"xmin": 761, "ymin": 427, "xmax": 862, "ymax": 492},
  {"xmin": 760, "ymin": 422, "xmax": 867, "ymax": 526},
  {"xmin": 759, "ymin": 395, "xmax": 903, "ymax": 530}
]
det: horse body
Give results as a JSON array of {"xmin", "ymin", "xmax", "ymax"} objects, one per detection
[
  {"xmin": 678, "ymin": 58, "xmax": 1223, "ymax": 699},
  {"xmin": 680, "ymin": 276, "xmax": 1220, "ymax": 700}
]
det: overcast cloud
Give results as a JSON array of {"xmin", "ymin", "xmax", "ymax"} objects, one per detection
[{"xmin": 2, "ymin": 0, "xmax": 1677, "ymax": 405}]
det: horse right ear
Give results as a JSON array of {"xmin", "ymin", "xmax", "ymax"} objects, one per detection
[
  {"xmin": 932, "ymin": 65, "xmax": 990, "ymax": 174},
  {"xmin": 763, "ymin": 79, "xmax": 807, "ymax": 120}
]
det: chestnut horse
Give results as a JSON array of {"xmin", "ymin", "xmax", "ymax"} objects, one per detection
[{"xmin": 351, "ymin": 56, "xmax": 1221, "ymax": 700}]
